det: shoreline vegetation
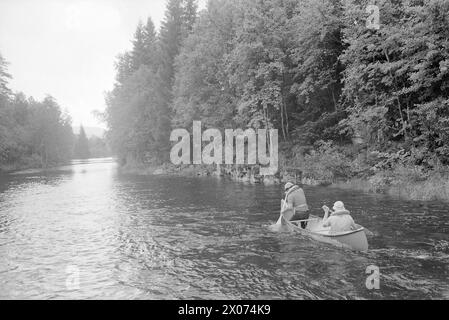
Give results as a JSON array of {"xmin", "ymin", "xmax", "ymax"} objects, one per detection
[
  {"xmin": 118, "ymin": 148, "xmax": 449, "ymax": 202},
  {"xmin": 121, "ymin": 162, "xmax": 449, "ymax": 202},
  {"xmin": 0, "ymin": 56, "xmax": 110, "ymax": 175}
]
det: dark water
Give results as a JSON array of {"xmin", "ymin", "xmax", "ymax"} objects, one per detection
[{"xmin": 0, "ymin": 158, "xmax": 448, "ymax": 299}]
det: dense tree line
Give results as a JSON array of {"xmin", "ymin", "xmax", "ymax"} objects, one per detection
[
  {"xmin": 72, "ymin": 126, "xmax": 112, "ymax": 159},
  {"xmin": 73, "ymin": 125, "xmax": 90, "ymax": 159},
  {"xmin": 88, "ymin": 135, "xmax": 111, "ymax": 159},
  {"xmin": 106, "ymin": 0, "xmax": 449, "ymax": 174},
  {"xmin": 105, "ymin": 0, "xmax": 198, "ymax": 165},
  {"xmin": 0, "ymin": 53, "xmax": 74, "ymax": 171}
]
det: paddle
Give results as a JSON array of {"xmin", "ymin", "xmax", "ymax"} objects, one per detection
[
  {"xmin": 291, "ymin": 218, "xmax": 319, "ymax": 223},
  {"xmin": 276, "ymin": 185, "xmax": 298, "ymax": 225},
  {"xmin": 362, "ymin": 226, "xmax": 374, "ymax": 237},
  {"xmin": 275, "ymin": 196, "xmax": 288, "ymax": 225},
  {"xmin": 275, "ymin": 196, "xmax": 297, "ymax": 231}
]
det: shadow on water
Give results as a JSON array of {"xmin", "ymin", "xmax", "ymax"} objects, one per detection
[{"xmin": 0, "ymin": 158, "xmax": 448, "ymax": 299}]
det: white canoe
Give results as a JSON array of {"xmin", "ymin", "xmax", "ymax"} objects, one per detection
[{"xmin": 280, "ymin": 214, "xmax": 369, "ymax": 251}]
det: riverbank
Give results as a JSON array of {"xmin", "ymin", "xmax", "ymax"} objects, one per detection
[
  {"xmin": 119, "ymin": 162, "xmax": 215, "ymax": 177},
  {"xmin": 120, "ymin": 162, "xmax": 287, "ymax": 184},
  {"xmin": 280, "ymin": 141, "xmax": 449, "ymax": 202},
  {"xmin": 0, "ymin": 156, "xmax": 43, "ymax": 174},
  {"xmin": 0, "ymin": 157, "xmax": 84, "ymax": 175},
  {"xmin": 119, "ymin": 148, "xmax": 449, "ymax": 202},
  {"xmin": 331, "ymin": 170, "xmax": 449, "ymax": 202}
]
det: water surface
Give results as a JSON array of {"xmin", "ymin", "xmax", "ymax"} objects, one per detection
[{"xmin": 0, "ymin": 158, "xmax": 448, "ymax": 299}]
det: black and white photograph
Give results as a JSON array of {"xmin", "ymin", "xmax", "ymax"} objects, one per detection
[{"xmin": 0, "ymin": 0, "xmax": 448, "ymax": 303}]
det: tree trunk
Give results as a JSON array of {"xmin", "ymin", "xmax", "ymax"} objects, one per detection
[
  {"xmin": 331, "ymin": 88, "xmax": 337, "ymax": 112},
  {"xmin": 384, "ymin": 48, "xmax": 408, "ymax": 139},
  {"xmin": 279, "ymin": 102, "xmax": 286, "ymax": 141}
]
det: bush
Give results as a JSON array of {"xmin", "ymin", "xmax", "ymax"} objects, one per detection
[{"xmin": 289, "ymin": 140, "xmax": 353, "ymax": 182}]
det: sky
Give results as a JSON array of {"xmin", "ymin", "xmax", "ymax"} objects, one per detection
[{"xmin": 0, "ymin": 0, "xmax": 206, "ymax": 128}]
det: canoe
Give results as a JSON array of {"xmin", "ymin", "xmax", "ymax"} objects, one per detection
[{"xmin": 279, "ymin": 214, "xmax": 369, "ymax": 251}]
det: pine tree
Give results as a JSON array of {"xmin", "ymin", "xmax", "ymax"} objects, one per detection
[
  {"xmin": 153, "ymin": 0, "xmax": 198, "ymax": 161},
  {"xmin": 74, "ymin": 125, "xmax": 90, "ymax": 159},
  {"xmin": 130, "ymin": 18, "xmax": 159, "ymax": 72},
  {"xmin": 159, "ymin": 0, "xmax": 185, "ymax": 90},
  {"xmin": 142, "ymin": 17, "xmax": 158, "ymax": 68},
  {"xmin": 131, "ymin": 21, "xmax": 147, "ymax": 72}
]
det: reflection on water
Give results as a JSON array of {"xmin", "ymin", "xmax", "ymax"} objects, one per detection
[{"xmin": 0, "ymin": 158, "xmax": 448, "ymax": 299}]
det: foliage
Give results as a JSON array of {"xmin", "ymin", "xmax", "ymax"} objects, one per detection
[
  {"xmin": 105, "ymin": 1, "xmax": 198, "ymax": 165},
  {"xmin": 0, "ymin": 60, "xmax": 74, "ymax": 170},
  {"xmin": 340, "ymin": 0, "xmax": 449, "ymax": 166},
  {"xmin": 104, "ymin": 0, "xmax": 449, "ymax": 187},
  {"xmin": 88, "ymin": 136, "xmax": 111, "ymax": 158},
  {"xmin": 172, "ymin": 0, "xmax": 240, "ymax": 129},
  {"xmin": 74, "ymin": 126, "xmax": 90, "ymax": 159}
]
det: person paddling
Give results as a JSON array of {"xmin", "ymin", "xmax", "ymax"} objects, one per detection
[
  {"xmin": 321, "ymin": 201, "xmax": 357, "ymax": 234},
  {"xmin": 281, "ymin": 182, "xmax": 309, "ymax": 228}
]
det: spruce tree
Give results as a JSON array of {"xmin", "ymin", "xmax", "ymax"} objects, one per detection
[
  {"xmin": 131, "ymin": 21, "xmax": 147, "ymax": 72},
  {"xmin": 74, "ymin": 125, "xmax": 90, "ymax": 159}
]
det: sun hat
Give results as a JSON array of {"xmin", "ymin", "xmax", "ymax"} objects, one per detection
[
  {"xmin": 333, "ymin": 201, "xmax": 346, "ymax": 212},
  {"xmin": 284, "ymin": 182, "xmax": 294, "ymax": 191}
]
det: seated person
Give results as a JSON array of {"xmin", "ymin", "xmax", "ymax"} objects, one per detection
[
  {"xmin": 321, "ymin": 201, "xmax": 357, "ymax": 233},
  {"xmin": 282, "ymin": 182, "xmax": 309, "ymax": 228}
]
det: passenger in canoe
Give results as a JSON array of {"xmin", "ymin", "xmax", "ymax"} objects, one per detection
[
  {"xmin": 321, "ymin": 201, "xmax": 358, "ymax": 234},
  {"xmin": 281, "ymin": 182, "xmax": 309, "ymax": 228}
]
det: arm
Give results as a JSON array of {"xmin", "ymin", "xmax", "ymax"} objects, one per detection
[
  {"xmin": 281, "ymin": 198, "xmax": 293, "ymax": 213},
  {"xmin": 322, "ymin": 217, "xmax": 332, "ymax": 227},
  {"xmin": 283, "ymin": 193, "xmax": 294, "ymax": 209},
  {"xmin": 321, "ymin": 206, "xmax": 332, "ymax": 227},
  {"xmin": 350, "ymin": 217, "xmax": 358, "ymax": 230}
]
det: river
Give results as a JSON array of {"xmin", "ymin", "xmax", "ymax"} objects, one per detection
[{"xmin": 0, "ymin": 158, "xmax": 448, "ymax": 299}]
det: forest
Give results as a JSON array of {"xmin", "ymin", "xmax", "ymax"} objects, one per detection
[
  {"xmin": 104, "ymin": 0, "xmax": 449, "ymax": 200},
  {"xmin": 0, "ymin": 53, "xmax": 108, "ymax": 171},
  {"xmin": 0, "ymin": 53, "xmax": 74, "ymax": 171},
  {"xmin": 2, "ymin": 0, "xmax": 448, "ymax": 200}
]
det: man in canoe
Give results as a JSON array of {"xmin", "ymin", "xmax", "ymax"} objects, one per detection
[
  {"xmin": 322, "ymin": 201, "xmax": 357, "ymax": 233},
  {"xmin": 281, "ymin": 182, "xmax": 309, "ymax": 228}
]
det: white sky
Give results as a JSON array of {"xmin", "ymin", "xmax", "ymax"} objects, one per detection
[{"xmin": 0, "ymin": 0, "xmax": 206, "ymax": 128}]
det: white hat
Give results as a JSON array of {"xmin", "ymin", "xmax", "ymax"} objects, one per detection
[
  {"xmin": 284, "ymin": 182, "xmax": 294, "ymax": 190},
  {"xmin": 333, "ymin": 201, "xmax": 346, "ymax": 211}
]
